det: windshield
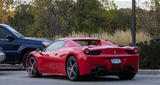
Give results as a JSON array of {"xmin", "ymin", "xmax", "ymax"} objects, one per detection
[
  {"xmin": 7, "ymin": 26, "xmax": 24, "ymax": 38},
  {"xmin": 74, "ymin": 40, "xmax": 100, "ymax": 46}
]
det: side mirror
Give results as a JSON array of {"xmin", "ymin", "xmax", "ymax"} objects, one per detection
[
  {"xmin": 6, "ymin": 34, "xmax": 14, "ymax": 40},
  {"xmin": 36, "ymin": 48, "xmax": 43, "ymax": 54}
]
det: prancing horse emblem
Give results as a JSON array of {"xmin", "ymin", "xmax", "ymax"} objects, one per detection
[{"xmin": 114, "ymin": 50, "xmax": 117, "ymax": 54}]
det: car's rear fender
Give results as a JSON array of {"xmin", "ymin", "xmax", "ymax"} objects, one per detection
[{"xmin": 63, "ymin": 47, "xmax": 91, "ymax": 76}]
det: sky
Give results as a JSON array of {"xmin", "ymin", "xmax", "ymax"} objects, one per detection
[
  {"xmin": 114, "ymin": 0, "xmax": 150, "ymax": 8},
  {"xmin": 15, "ymin": 0, "xmax": 151, "ymax": 9}
]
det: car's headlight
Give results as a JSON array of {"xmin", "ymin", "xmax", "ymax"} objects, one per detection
[{"xmin": 42, "ymin": 42, "xmax": 51, "ymax": 48}]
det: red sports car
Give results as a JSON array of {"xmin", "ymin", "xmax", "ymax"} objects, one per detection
[{"xmin": 26, "ymin": 38, "xmax": 139, "ymax": 81}]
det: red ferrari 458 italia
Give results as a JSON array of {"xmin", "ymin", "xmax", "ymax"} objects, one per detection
[{"xmin": 26, "ymin": 38, "xmax": 139, "ymax": 81}]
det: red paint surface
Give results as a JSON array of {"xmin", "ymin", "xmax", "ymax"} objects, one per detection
[{"xmin": 26, "ymin": 38, "xmax": 139, "ymax": 76}]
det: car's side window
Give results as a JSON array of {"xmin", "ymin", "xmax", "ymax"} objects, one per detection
[
  {"xmin": 0, "ymin": 27, "xmax": 10, "ymax": 39},
  {"xmin": 45, "ymin": 41, "xmax": 66, "ymax": 52}
]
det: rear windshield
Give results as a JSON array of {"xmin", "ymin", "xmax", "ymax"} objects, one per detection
[{"xmin": 74, "ymin": 40, "xmax": 100, "ymax": 46}]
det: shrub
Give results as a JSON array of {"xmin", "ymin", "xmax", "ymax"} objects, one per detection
[
  {"xmin": 137, "ymin": 39, "xmax": 160, "ymax": 69},
  {"xmin": 62, "ymin": 30, "xmax": 151, "ymax": 46}
]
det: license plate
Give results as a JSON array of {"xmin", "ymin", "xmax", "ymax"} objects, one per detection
[{"xmin": 111, "ymin": 58, "xmax": 121, "ymax": 64}]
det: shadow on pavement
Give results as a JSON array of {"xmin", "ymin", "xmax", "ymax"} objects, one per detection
[
  {"xmin": 35, "ymin": 75, "xmax": 121, "ymax": 82},
  {"xmin": 36, "ymin": 75, "xmax": 68, "ymax": 80},
  {"xmin": 0, "ymin": 71, "xmax": 14, "ymax": 76}
]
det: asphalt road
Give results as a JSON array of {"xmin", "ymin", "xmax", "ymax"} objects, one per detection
[{"xmin": 0, "ymin": 71, "xmax": 160, "ymax": 85}]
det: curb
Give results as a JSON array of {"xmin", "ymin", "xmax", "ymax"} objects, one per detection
[
  {"xmin": 0, "ymin": 64, "xmax": 24, "ymax": 71},
  {"xmin": 138, "ymin": 69, "xmax": 160, "ymax": 75}
]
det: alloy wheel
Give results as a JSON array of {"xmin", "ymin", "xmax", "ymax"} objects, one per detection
[
  {"xmin": 66, "ymin": 56, "xmax": 79, "ymax": 80},
  {"xmin": 27, "ymin": 56, "xmax": 40, "ymax": 77}
]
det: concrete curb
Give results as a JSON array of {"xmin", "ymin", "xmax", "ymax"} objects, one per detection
[
  {"xmin": 0, "ymin": 64, "xmax": 24, "ymax": 71},
  {"xmin": 138, "ymin": 69, "xmax": 160, "ymax": 75}
]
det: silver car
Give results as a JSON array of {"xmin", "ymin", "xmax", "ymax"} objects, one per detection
[{"xmin": 0, "ymin": 47, "xmax": 6, "ymax": 63}]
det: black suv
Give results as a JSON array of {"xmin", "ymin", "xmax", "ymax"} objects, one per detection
[{"xmin": 0, "ymin": 24, "xmax": 52, "ymax": 66}]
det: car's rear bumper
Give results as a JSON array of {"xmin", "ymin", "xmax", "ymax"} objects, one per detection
[{"xmin": 78, "ymin": 54, "xmax": 139, "ymax": 76}]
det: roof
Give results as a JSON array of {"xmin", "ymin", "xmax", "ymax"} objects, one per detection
[{"xmin": 0, "ymin": 24, "xmax": 9, "ymax": 27}]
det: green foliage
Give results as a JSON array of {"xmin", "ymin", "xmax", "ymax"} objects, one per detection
[
  {"xmin": 137, "ymin": 0, "xmax": 160, "ymax": 38},
  {"xmin": 137, "ymin": 39, "xmax": 160, "ymax": 69},
  {"xmin": 28, "ymin": 0, "xmax": 75, "ymax": 37},
  {"xmin": 8, "ymin": 0, "xmax": 160, "ymax": 38},
  {"xmin": 9, "ymin": 5, "xmax": 34, "ymax": 36},
  {"xmin": 8, "ymin": 0, "xmax": 121, "ymax": 37},
  {"xmin": 114, "ymin": 9, "xmax": 132, "ymax": 31},
  {"xmin": 73, "ymin": 0, "xmax": 119, "ymax": 33},
  {"xmin": 73, "ymin": 0, "xmax": 106, "ymax": 33}
]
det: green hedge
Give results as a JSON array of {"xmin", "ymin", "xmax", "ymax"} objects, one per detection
[{"xmin": 137, "ymin": 39, "xmax": 160, "ymax": 69}]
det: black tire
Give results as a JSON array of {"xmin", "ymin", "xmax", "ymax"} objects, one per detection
[
  {"xmin": 27, "ymin": 56, "xmax": 41, "ymax": 78},
  {"xmin": 118, "ymin": 69, "xmax": 136, "ymax": 80},
  {"xmin": 66, "ymin": 55, "xmax": 80, "ymax": 81},
  {"xmin": 22, "ymin": 51, "xmax": 32, "ymax": 67}
]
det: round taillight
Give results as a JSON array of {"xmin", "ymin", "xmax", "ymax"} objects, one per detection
[
  {"xmin": 84, "ymin": 49, "xmax": 90, "ymax": 54},
  {"xmin": 133, "ymin": 48, "xmax": 138, "ymax": 54}
]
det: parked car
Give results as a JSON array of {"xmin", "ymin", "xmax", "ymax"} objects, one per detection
[
  {"xmin": 0, "ymin": 24, "xmax": 52, "ymax": 67},
  {"xmin": 0, "ymin": 47, "xmax": 6, "ymax": 63},
  {"xmin": 26, "ymin": 38, "xmax": 139, "ymax": 81}
]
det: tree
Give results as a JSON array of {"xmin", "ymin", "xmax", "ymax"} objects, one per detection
[
  {"xmin": 114, "ymin": 8, "xmax": 132, "ymax": 31},
  {"xmin": 98, "ymin": 0, "xmax": 118, "ymax": 33},
  {"xmin": 0, "ymin": 0, "xmax": 15, "ymax": 24},
  {"xmin": 137, "ymin": 0, "xmax": 160, "ymax": 38},
  {"xmin": 9, "ymin": 5, "xmax": 34, "ymax": 35},
  {"xmin": 73, "ymin": 0, "xmax": 109, "ymax": 33},
  {"xmin": 26, "ymin": 0, "xmax": 75, "ymax": 37}
]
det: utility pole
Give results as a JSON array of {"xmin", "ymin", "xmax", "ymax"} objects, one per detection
[{"xmin": 131, "ymin": 0, "xmax": 136, "ymax": 46}]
